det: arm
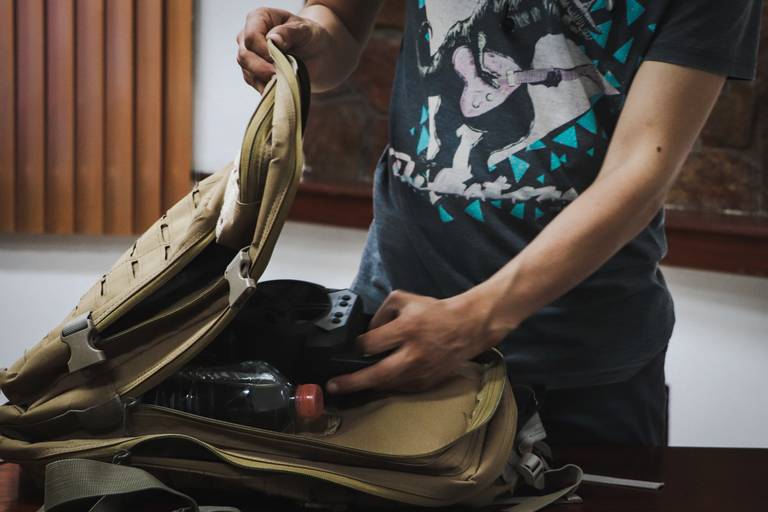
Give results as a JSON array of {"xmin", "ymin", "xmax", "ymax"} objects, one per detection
[
  {"xmin": 465, "ymin": 61, "xmax": 725, "ymax": 336},
  {"xmin": 237, "ymin": 1, "xmax": 384, "ymax": 92},
  {"xmin": 326, "ymin": 61, "xmax": 726, "ymax": 394}
]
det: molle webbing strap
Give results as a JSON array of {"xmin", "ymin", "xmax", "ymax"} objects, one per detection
[{"xmin": 42, "ymin": 458, "xmax": 240, "ymax": 512}]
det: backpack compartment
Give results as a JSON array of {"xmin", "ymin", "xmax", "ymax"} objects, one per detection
[{"xmin": 0, "ymin": 352, "xmax": 516, "ymax": 507}]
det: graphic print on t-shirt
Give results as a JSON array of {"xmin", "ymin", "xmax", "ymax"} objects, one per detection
[
  {"xmin": 356, "ymin": 0, "xmax": 759, "ymax": 388},
  {"xmin": 388, "ymin": 0, "xmax": 652, "ymax": 224}
]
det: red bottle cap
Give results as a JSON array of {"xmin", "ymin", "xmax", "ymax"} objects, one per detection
[{"xmin": 295, "ymin": 384, "xmax": 324, "ymax": 420}]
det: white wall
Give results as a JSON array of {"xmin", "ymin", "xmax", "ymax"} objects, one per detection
[
  {"xmin": 663, "ymin": 268, "xmax": 768, "ymax": 447},
  {"xmin": 193, "ymin": 0, "xmax": 303, "ymax": 172},
  {"xmin": 1, "ymin": 228, "xmax": 767, "ymax": 448}
]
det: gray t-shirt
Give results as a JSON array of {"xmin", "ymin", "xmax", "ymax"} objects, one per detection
[{"xmin": 352, "ymin": 0, "xmax": 761, "ymax": 388}]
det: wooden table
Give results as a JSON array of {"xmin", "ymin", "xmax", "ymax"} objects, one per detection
[
  {"xmin": 554, "ymin": 446, "xmax": 767, "ymax": 511},
  {"xmin": 1, "ymin": 447, "xmax": 766, "ymax": 511}
]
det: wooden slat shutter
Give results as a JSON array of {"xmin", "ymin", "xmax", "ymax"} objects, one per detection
[
  {"xmin": 15, "ymin": 0, "xmax": 46, "ymax": 233},
  {"xmin": 46, "ymin": 0, "xmax": 76, "ymax": 234},
  {"xmin": 104, "ymin": 0, "xmax": 135, "ymax": 234},
  {"xmin": 75, "ymin": 0, "xmax": 105, "ymax": 234},
  {"xmin": 163, "ymin": 0, "xmax": 194, "ymax": 210},
  {"xmin": 0, "ymin": 0, "xmax": 193, "ymax": 235},
  {"xmin": 0, "ymin": 0, "xmax": 15, "ymax": 232},
  {"xmin": 135, "ymin": 0, "xmax": 164, "ymax": 230}
]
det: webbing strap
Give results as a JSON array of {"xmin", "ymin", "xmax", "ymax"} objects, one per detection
[
  {"xmin": 221, "ymin": 40, "xmax": 306, "ymax": 306},
  {"xmin": 243, "ymin": 40, "xmax": 305, "ymax": 280},
  {"xmin": 496, "ymin": 391, "xmax": 583, "ymax": 511},
  {"xmin": 42, "ymin": 459, "xmax": 240, "ymax": 512},
  {"xmin": 498, "ymin": 465, "xmax": 583, "ymax": 512}
]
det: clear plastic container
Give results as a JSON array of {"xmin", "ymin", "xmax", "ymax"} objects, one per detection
[{"xmin": 143, "ymin": 360, "xmax": 324, "ymax": 433}]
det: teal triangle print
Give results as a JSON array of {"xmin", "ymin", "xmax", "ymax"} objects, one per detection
[
  {"xmin": 604, "ymin": 70, "xmax": 621, "ymax": 89},
  {"xmin": 511, "ymin": 203, "xmax": 525, "ymax": 219},
  {"xmin": 409, "ymin": 126, "xmax": 416, "ymax": 136},
  {"xmin": 465, "ymin": 200, "xmax": 484, "ymax": 221},
  {"xmin": 613, "ymin": 38, "xmax": 634, "ymax": 64},
  {"xmin": 420, "ymin": 105, "xmax": 428, "ymax": 124},
  {"xmin": 535, "ymin": 208, "xmax": 544, "ymax": 220},
  {"xmin": 527, "ymin": 140, "xmax": 546, "ymax": 150},
  {"xmin": 416, "ymin": 126, "xmax": 430, "ymax": 154},
  {"xmin": 488, "ymin": 163, "xmax": 497, "ymax": 173},
  {"xmin": 438, "ymin": 205, "xmax": 454, "ymax": 223},
  {"xmin": 537, "ymin": 175, "xmax": 545, "ymax": 184},
  {"xmin": 550, "ymin": 152, "xmax": 562, "ymax": 171},
  {"xmin": 576, "ymin": 110, "xmax": 597, "ymax": 134},
  {"xmin": 418, "ymin": 0, "xmax": 425, "ymax": 9},
  {"xmin": 587, "ymin": 147, "xmax": 595, "ymax": 157},
  {"xmin": 491, "ymin": 200, "xmax": 502, "ymax": 209},
  {"xmin": 508, "ymin": 154, "xmax": 530, "ymax": 182},
  {"xmin": 627, "ymin": 0, "xmax": 645, "ymax": 25},
  {"xmin": 553, "ymin": 126, "xmax": 578, "ymax": 148},
  {"xmin": 592, "ymin": 20, "xmax": 612, "ymax": 48},
  {"xmin": 648, "ymin": 23, "xmax": 657, "ymax": 32},
  {"xmin": 560, "ymin": 154, "xmax": 568, "ymax": 164},
  {"xmin": 590, "ymin": 0, "xmax": 606, "ymax": 12},
  {"xmin": 424, "ymin": 31, "xmax": 431, "ymax": 42}
]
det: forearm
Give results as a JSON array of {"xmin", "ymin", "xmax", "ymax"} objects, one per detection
[
  {"xmin": 455, "ymin": 61, "xmax": 725, "ymax": 344},
  {"xmin": 300, "ymin": 1, "xmax": 382, "ymax": 91},
  {"xmin": 462, "ymin": 162, "xmax": 672, "ymax": 337}
]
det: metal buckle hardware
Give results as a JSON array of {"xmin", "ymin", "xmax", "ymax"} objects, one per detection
[
  {"xmin": 61, "ymin": 313, "xmax": 106, "ymax": 373},
  {"xmin": 224, "ymin": 248, "xmax": 256, "ymax": 308}
]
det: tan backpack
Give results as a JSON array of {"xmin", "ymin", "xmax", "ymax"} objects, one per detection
[{"xmin": 0, "ymin": 42, "xmax": 581, "ymax": 512}]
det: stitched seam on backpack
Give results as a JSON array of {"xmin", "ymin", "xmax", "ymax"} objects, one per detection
[{"xmin": 89, "ymin": 173, "xmax": 226, "ymax": 326}]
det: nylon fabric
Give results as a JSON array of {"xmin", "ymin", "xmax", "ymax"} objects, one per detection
[
  {"xmin": 42, "ymin": 458, "xmax": 241, "ymax": 512},
  {"xmin": 0, "ymin": 41, "xmax": 580, "ymax": 510}
]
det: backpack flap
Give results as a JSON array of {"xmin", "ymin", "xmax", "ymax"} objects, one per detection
[{"xmin": 0, "ymin": 41, "xmax": 307, "ymax": 438}]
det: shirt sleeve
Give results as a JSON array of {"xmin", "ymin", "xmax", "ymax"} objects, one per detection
[{"xmin": 643, "ymin": 0, "xmax": 762, "ymax": 80}]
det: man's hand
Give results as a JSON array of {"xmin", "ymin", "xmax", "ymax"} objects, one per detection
[
  {"xmin": 237, "ymin": 8, "xmax": 333, "ymax": 92},
  {"xmin": 236, "ymin": 1, "xmax": 383, "ymax": 92},
  {"xmin": 325, "ymin": 290, "xmax": 508, "ymax": 394}
]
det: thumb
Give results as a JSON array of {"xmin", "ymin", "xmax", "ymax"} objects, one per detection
[{"xmin": 266, "ymin": 21, "xmax": 313, "ymax": 51}]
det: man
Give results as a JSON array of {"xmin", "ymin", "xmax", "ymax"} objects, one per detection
[{"xmin": 237, "ymin": 0, "xmax": 761, "ymax": 445}]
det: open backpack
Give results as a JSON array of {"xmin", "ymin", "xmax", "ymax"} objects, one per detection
[{"xmin": 0, "ymin": 42, "xmax": 582, "ymax": 512}]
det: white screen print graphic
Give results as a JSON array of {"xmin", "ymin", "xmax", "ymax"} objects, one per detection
[{"xmin": 398, "ymin": 0, "xmax": 620, "ymax": 204}]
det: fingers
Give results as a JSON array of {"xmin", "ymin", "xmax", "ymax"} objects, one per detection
[
  {"xmin": 237, "ymin": 8, "xmax": 292, "ymax": 90},
  {"xmin": 326, "ymin": 350, "xmax": 407, "ymax": 395},
  {"xmin": 326, "ymin": 345, "xmax": 449, "ymax": 395},
  {"xmin": 242, "ymin": 8, "xmax": 292, "ymax": 59},
  {"xmin": 237, "ymin": 29, "xmax": 274, "ymax": 92},
  {"xmin": 369, "ymin": 289, "xmax": 411, "ymax": 330},
  {"xmin": 357, "ymin": 290, "xmax": 411, "ymax": 355},
  {"xmin": 267, "ymin": 21, "xmax": 313, "ymax": 51},
  {"xmin": 356, "ymin": 321, "xmax": 403, "ymax": 356},
  {"xmin": 368, "ymin": 301, "xmax": 398, "ymax": 331}
]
